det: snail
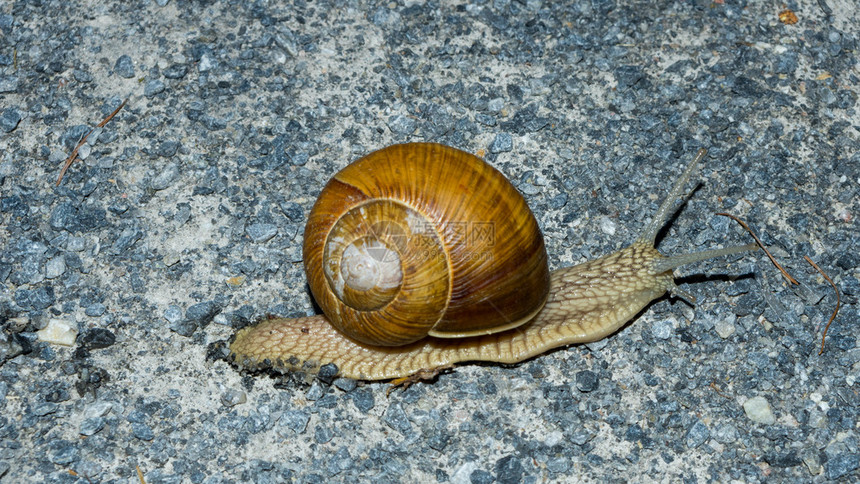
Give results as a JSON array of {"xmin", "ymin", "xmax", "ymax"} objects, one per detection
[{"xmin": 229, "ymin": 143, "xmax": 756, "ymax": 381}]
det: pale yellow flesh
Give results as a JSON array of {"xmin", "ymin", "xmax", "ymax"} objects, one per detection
[{"xmin": 229, "ymin": 243, "xmax": 674, "ymax": 380}]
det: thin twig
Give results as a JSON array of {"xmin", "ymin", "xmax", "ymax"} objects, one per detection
[
  {"xmin": 716, "ymin": 212, "xmax": 799, "ymax": 285},
  {"xmin": 56, "ymin": 98, "xmax": 128, "ymax": 186},
  {"xmin": 804, "ymin": 256, "xmax": 841, "ymax": 355},
  {"xmin": 709, "ymin": 381, "xmax": 731, "ymax": 400}
]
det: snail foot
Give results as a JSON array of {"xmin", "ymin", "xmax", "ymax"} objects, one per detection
[{"xmin": 386, "ymin": 365, "xmax": 454, "ymax": 396}]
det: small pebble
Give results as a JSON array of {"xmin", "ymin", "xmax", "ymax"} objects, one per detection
[
  {"xmin": 163, "ymin": 305, "xmax": 183, "ymax": 324},
  {"xmin": 489, "ymin": 133, "xmax": 512, "ymax": 153},
  {"xmin": 47, "ymin": 440, "xmax": 78, "ymax": 465},
  {"xmin": 185, "ymin": 301, "xmax": 221, "ymax": 325},
  {"xmin": 36, "ymin": 319, "xmax": 78, "ymax": 346},
  {"xmin": 33, "ymin": 402, "xmax": 59, "ymax": 416},
  {"xmin": 487, "ymin": 98, "xmax": 505, "ymax": 112},
  {"xmin": 598, "ymin": 216, "xmax": 617, "ymax": 236},
  {"xmin": 198, "ymin": 52, "xmax": 217, "ymax": 72},
  {"xmin": 221, "ymin": 389, "xmax": 247, "ymax": 407},
  {"xmin": 150, "ymin": 163, "xmax": 180, "ymax": 190},
  {"xmin": 495, "ymin": 455, "xmax": 523, "ymax": 484},
  {"xmin": 650, "ymin": 319, "xmax": 674, "ymax": 339},
  {"xmin": 157, "ymin": 140, "xmax": 180, "ymax": 158},
  {"xmin": 279, "ymin": 410, "xmax": 310, "ymax": 434},
  {"xmin": 386, "ymin": 114, "xmax": 416, "ymax": 135},
  {"xmin": 350, "ymin": 389, "xmax": 375, "ymax": 413},
  {"xmin": 163, "ymin": 64, "xmax": 187, "ymax": 79},
  {"xmin": 80, "ymin": 417, "xmax": 105, "ymax": 436},
  {"xmin": 548, "ymin": 192, "xmax": 568, "ymax": 210},
  {"xmin": 802, "ymin": 448, "xmax": 823, "ymax": 475},
  {"xmin": 807, "ymin": 409, "xmax": 827, "ymax": 428},
  {"xmin": 131, "ymin": 423, "xmax": 155, "ymax": 441},
  {"xmin": 279, "ymin": 201, "xmax": 303, "ymax": 221},
  {"xmin": 714, "ymin": 316, "xmax": 736, "ymax": 339},
  {"xmin": 314, "ymin": 425, "xmax": 334, "ymax": 444},
  {"xmin": 0, "ymin": 108, "xmax": 21, "ymax": 132},
  {"xmin": 84, "ymin": 303, "xmax": 107, "ymax": 317},
  {"xmin": 825, "ymin": 453, "xmax": 859, "ymax": 480},
  {"xmin": 110, "ymin": 227, "xmax": 141, "ymax": 254},
  {"xmin": 686, "ymin": 420, "xmax": 710, "ymax": 448},
  {"xmin": 743, "ymin": 396, "xmax": 776, "ymax": 425},
  {"xmin": 470, "ymin": 469, "xmax": 493, "ymax": 484},
  {"xmin": 383, "ymin": 403, "xmax": 412, "ymax": 435},
  {"xmin": 575, "ymin": 370, "xmax": 599, "ymax": 392},
  {"xmin": 245, "ymin": 223, "xmax": 278, "ymax": 243},
  {"xmin": 114, "ymin": 55, "xmax": 135, "ymax": 78},
  {"xmin": 144, "ymin": 79, "xmax": 165, "ymax": 97},
  {"xmin": 615, "ymin": 65, "xmax": 645, "ymax": 89},
  {"xmin": 79, "ymin": 328, "xmax": 116, "ymax": 349},
  {"xmin": 45, "ymin": 256, "xmax": 66, "ymax": 279},
  {"xmin": 0, "ymin": 74, "xmax": 17, "ymax": 92},
  {"xmin": 84, "ymin": 401, "xmax": 113, "ymax": 419}
]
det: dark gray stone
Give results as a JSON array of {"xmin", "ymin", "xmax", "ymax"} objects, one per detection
[
  {"xmin": 615, "ymin": 65, "xmax": 645, "ymax": 89},
  {"xmin": 78, "ymin": 328, "xmax": 116, "ymax": 349},
  {"xmin": 151, "ymin": 163, "xmax": 180, "ymax": 189},
  {"xmin": 80, "ymin": 417, "xmax": 106, "ymax": 436},
  {"xmin": 350, "ymin": 388, "xmax": 375, "ymax": 413},
  {"xmin": 0, "ymin": 108, "xmax": 21, "ymax": 132},
  {"xmin": 114, "ymin": 55, "xmax": 135, "ymax": 78},
  {"xmin": 144, "ymin": 79, "xmax": 166, "ymax": 97},
  {"xmin": 383, "ymin": 402, "xmax": 412, "ymax": 435},
  {"xmin": 826, "ymin": 453, "xmax": 859, "ymax": 480},
  {"xmin": 490, "ymin": 133, "xmax": 513, "ymax": 153},
  {"xmin": 246, "ymin": 223, "xmax": 277, "ymax": 243},
  {"xmin": 685, "ymin": 420, "xmax": 710, "ymax": 448},
  {"xmin": 131, "ymin": 422, "xmax": 155, "ymax": 441},
  {"xmin": 110, "ymin": 227, "xmax": 141, "ymax": 254},
  {"xmin": 495, "ymin": 455, "xmax": 523, "ymax": 484},
  {"xmin": 280, "ymin": 410, "xmax": 310, "ymax": 434},
  {"xmin": 470, "ymin": 469, "xmax": 493, "ymax": 484},
  {"xmin": 163, "ymin": 64, "xmax": 188, "ymax": 79},
  {"xmin": 185, "ymin": 301, "xmax": 222, "ymax": 326},
  {"xmin": 387, "ymin": 114, "xmax": 416, "ymax": 135},
  {"xmin": 575, "ymin": 370, "xmax": 599, "ymax": 392},
  {"xmin": 47, "ymin": 440, "xmax": 79, "ymax": 465}
]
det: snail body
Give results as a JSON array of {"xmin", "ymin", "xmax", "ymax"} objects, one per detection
[{"xmin": 230, "ymin": 143, "xmax": 754, "ymax": 380}]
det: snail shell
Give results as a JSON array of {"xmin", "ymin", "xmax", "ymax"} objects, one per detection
[{"xmin": 303, "ymin": 143, "xmax": 550, "ymax": 346}]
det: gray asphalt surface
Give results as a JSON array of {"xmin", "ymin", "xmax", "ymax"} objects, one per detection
[{"xmin": 0, "ymin": 1, "xmax": 858, "ymax": 482}]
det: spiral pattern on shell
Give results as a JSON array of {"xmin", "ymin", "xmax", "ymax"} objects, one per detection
[{"xmin": 302, "ymin": 143, "xmax": 551, "ymax": 346}]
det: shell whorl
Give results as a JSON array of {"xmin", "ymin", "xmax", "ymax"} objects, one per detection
[
  {"xmin": 317, "ymin": 198, "xmax": 452, "ymax": 345},
  {"xmin": 302, "ymin": 143, "xmax": 551, "ymax": 347}
]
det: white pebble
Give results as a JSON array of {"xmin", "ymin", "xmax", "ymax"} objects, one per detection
[
  {"xmin": 77, "ymin": 143, "xmax": 91, "ymax": 160},
  {"xmin": 743, "ymin": 396, "xmax": 776, "ymax": 425},
  {"xmin": 714, "ymin": 317, "xmax": 736, "ymax": 339},
  {"xmin": 487, "ymin": 98, "xmax": 505, "ymax": 112},
  {"xmin": 651, "ymin": 319, "xmax": 674, "ymax": 339},
  {"xmin": 545, "ymin": 430, "xmax": 564, "ymax": 447},
  {"xmin": 808, "ymin": 409, "xmax": 828, "ymax": 428},
  {"xmin": 36, "ymin": 319, "xmax": 78, "ymax": 346},
  {"xmin": 45, "ymin": 256, "xmax": 66, "ymax": 279},
  {"xmin": 198, "ymin": 52, "xmax": 217, "ymax": 72},
  {"xmin": 599, "ymin": 216, "xmax": 617, "ymax": 236}
]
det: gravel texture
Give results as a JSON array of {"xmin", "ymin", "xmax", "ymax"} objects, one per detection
[{"xmin": 1, "ymin": 0, "xmax": 858, "ymax": 482}]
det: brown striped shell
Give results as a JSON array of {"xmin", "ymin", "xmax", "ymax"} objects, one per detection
[{"xmin": 302, "ymin": 143, "xmax": 550, "ymax": 346}]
